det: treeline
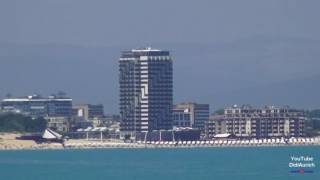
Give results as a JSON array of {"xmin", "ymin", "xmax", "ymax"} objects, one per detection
[
  {"xmin": 306, "ymin": 109, "xmax": 320, "ymax": 129},
  {"xmin": 0, "ymin": 113, "xmax": 47, "ymax": 133},
  {"xmin": 304, "ymin": 109, "xmax": 320, "ymax": 136},
  {"xmin": 306, "ymin": 109, "xmax": 320, "ymax": 119}
]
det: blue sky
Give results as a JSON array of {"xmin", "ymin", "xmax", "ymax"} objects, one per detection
[
  {"xmin": 1, "ymin": 0, "xmax": 320, "ymax": 113},
  {"xmin": 2, "ymin": 0, "xmax": 320, "ymax": 46}
]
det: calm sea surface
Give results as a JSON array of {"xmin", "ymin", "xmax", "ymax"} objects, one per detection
[{"xmin": 0, "ymin": 146, "xmax": 319, "ymax": 180}]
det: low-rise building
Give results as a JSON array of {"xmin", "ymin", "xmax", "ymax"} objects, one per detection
[
  {"xmin": 173, "ymin": 103, "xmax": 209, "ymax": 131},
  {"xmin": 205, "ymin": 105, "xmax": 305, "ymax": 139},
  {"xmin": 45, "ymin": 116, "xmax": 70, "ymax": 133},
  {"xmin": 1, "ymin": 94, "xmax": 72, "ymax": 118},
  {"xmin": 72, "ymin": 104, "xmax": 104, "ymax": 121},
  {"xmin": 205, "ymin": 115, "xmax": 226, "ymax": 138}
]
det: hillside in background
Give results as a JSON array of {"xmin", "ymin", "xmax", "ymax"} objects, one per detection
[{"xmin": 0, "ymin": 36, "xmax": 320, "ymax": 113}]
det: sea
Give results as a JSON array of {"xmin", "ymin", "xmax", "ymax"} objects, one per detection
[{"xmin": 0, "ymin": 146, "xmax": 319, "ymax": 180}]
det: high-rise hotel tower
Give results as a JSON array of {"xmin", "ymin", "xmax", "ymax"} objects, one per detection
[{"xmin": 119, "ymin": 47, "xmax": 173, "ymax": 136}]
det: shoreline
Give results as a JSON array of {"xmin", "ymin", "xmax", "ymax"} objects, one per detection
[
  {"xmin": 1, "ymin": 143, "xmax": 319, "ymax": 151},
  {"xmin": 1, "ymin": 138, "xmax": 320, "ymax": 151},
  {"xmin": 63, "ymin": 140, "xmax": 320, "ymax": 150}
]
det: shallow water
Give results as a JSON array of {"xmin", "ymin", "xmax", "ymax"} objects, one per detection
[{"xmin": 0, "ymin": 146, "xmax": 319, "ymax": 180}]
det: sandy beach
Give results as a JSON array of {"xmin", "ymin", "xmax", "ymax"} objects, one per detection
[
  {"xmin": 63, "ymin": 137, "xmax": 320, "ymax": 149},
  {"xmin": 1, "ymin": 133, "xmax": 320, "ymax": 151},
  {"xmin": 0, "ymin": 133, "xmax": 63, "ymax": 150}
]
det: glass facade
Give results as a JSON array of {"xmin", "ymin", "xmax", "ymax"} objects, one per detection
[{"xmin": 1, "ymin": 95, "xmax": 72, "ymax": 118}]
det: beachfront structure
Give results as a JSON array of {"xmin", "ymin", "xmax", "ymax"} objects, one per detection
[
  {"xmin": 1, "ymin": 94, "xmax": 72, "ymax": 118},
  {"xmin": 135, "ymin": 127, "xmax": 201, "ymax": 142},
  {"xmin": 205, "ymin": 115, "xmax": 226, "ymax": 137},
  {"xmin": 119, "ymin": 47, "xmax": 173, "ymax": 137},
  {"xmin": 72, "ymin": 104, "xmax": 104, "ymax": 121},
  {"xmin": 205, "ymin": 106, "xmax": 305, "ymax": 139},
  {"xmin": 173, "ymin": 103, "xmax": 209, "ymax": 131},
  {"xmin": 45, "ymin": 116, "xmax": 70, "ymax": 132}
]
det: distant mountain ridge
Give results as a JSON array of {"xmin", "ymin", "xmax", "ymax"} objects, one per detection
[{"xmin": 0, "ymin": 37, "xmax": 319, "ymax": 113}]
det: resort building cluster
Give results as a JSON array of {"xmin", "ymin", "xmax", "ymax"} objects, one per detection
[
  {"xmin": 0, "ymin": 47, "xmax": 308, "ymax": 142},
  {"xmin": 205, "ymin": 105, "xmax": 305, "ymax": 139}
]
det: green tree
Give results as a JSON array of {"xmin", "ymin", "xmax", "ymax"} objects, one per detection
[
  {"xmin": 0, "ymin": 113, "xmax": 47, "ymax": 133},
  {"xmin": 213, "ymin": 109, "xmax": 224, "ymax": 115}
]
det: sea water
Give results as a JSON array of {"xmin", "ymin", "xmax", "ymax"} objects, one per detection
[{"xmin": 0, "ymin": 146, "xmax": 319, "ymax": 180}]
